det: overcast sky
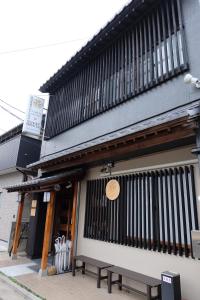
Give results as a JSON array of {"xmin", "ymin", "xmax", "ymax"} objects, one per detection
[{"xmin": 0, "ymin": 0, "xmax": 130, "ymax": 134}]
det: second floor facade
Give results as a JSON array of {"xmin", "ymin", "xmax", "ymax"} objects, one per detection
[
  {"xmin": 0, "ymin": 124, "xmax": 41, "ymax": 175},
  {"xmin": 39, "ymin": 0, "xmax": 200, "ymax": 160}
]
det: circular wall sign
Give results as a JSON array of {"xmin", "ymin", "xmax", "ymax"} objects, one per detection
[{"xmin": 106, "ymin": 179, "xmax": 120, "ymax": 201}]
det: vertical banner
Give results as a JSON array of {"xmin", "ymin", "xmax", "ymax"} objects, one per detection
[{"xmin": 22, "ymin": 95, "xmax": 44, "ymax": 138}]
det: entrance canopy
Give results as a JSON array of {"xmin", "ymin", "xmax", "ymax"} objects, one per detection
[{"xmin": 5, "ymin": 168, "xmax": 83, "ymax": 193}]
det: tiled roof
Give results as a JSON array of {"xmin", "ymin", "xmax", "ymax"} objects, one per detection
[
  {"xmin": 28, "ymin": 101, "xmax": 200, "ymax": 170},
  {"xmin": 40, "ymin": 0, "xmax": 152, "ymax": 93}
]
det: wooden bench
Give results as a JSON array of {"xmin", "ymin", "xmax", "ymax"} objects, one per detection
[
  {"xmin": 72, "ymin": 255, "xmax": 112, "ymax": 288},
  {"xmin": 106, "ymin": 266, "xmax": 161, "ymax": 300}
]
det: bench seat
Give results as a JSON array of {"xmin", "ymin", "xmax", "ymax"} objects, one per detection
[
  {"xmin": 106, "ymin": 265, "xmax": 161, "ymax": 300},
  {"xmin": 72, "ymin": 255, "xmax": 112, "ymax": 288}
]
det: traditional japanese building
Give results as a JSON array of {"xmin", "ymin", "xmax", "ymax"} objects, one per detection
[
  {"xmin": 0, "ymin": 124, "xmax": 41, "ymax": 249},
  {"xmin": 5, "ymin": 0, "xmax": 200, "ymax": 299}
]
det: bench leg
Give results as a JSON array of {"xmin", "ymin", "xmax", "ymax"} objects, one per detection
[
  {"xmin": 147, "ymin": 285, "xmax": 152, "ymax": 300},
  {"xmin": 107, "ymin": 271, "xmax": 112, "ymax": 294},
  {"xmin": 118, "ymin": 274, "xmax": 122, "ymax": 290},
  {"xmin": 72, "ymin": 258, "xmax": 76, "ymax": 276},
  {"xmin": 82, "ymin": 262, "xmax": 85, "ymax": 275},
  {"xmin": 97, "ymin": 268, "xmax": 101, "ymax": 288},
  {"xmin": 157, "ymin": 285, "xmax": 161, "ymax": 300}
]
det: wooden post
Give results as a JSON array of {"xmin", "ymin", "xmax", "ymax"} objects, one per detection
[
  {"xmin": 11, "ymin": 193, "xmax": 25, "ymax": 259},
  {"xmin": 39, "ymin": 191, "xmax": 56, "ymax": 276},
  {"xmin": 70, "ymin": 182, "xmax": 78, "ymax": 263}
]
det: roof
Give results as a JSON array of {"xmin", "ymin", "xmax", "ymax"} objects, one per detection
[
  {"xmin": 5, "ymin": 168, "xmax": 83, "ymax": 193},
  {"xmin": 40, "ymin": 0, "xmax": 155, "ymax": 93},
  {"xmin": 27, "ymin": 101, "xmax": 200, "ymax": 171},
  {"xmin": 0, "ymin": 123, "xmax": 23, "ymax": 145}
]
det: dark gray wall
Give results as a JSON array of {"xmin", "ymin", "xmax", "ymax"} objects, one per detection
[
  {"xmin": 16, "ymin": 135, "xmax": 41, "ymax": 168},
  {"xmin": 0, "ymin": 136, "xmax": 21, "ymax": 173},
  {"xmin": 0, "ymin": 135, "xmax": 41, "ymax": 173},
  {"xmin": 41, "ymin": 0, "xmax": 200, "ymax": 158}
]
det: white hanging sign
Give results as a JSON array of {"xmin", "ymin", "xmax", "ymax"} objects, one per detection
[{"xmin": 22, "ymin": 95, "xmax": 44, "ymax": 138}]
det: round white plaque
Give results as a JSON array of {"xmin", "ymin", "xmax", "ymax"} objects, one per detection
[{"xmin": 106, "ymin": 179, "xmax": 120, "ymax": 201}]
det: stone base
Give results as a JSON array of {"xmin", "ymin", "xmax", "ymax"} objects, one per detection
[
  {"xmin": 38, "ymin": 268, "xmax": 48, "ymax": 277},
  {"xmin": 11, "ymin": 254, "xmax": 17, "ymax": 260}
]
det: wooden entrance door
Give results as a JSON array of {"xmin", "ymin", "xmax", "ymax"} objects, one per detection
[{"xmin": 53, "ymin": 185, "xmax": 74, "ymax": 241}]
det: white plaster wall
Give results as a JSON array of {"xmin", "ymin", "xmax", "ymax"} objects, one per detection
[
  {"xmin": 0, "ymin": 172, "xmax": 24, "ymax": 242},
  {"xmin": 0, "ymin": 172, "xmax": 22, "ymax": 242},
  {"xmin": 77, "ymin": 146, "xmax": 200, "ymax": 300}
]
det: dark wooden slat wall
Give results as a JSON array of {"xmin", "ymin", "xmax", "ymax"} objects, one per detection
[
  {"xmin": 45, "ymin": 0, "xmax": 188, "ymax": 139},
  {"xmin": 84, "ymin": 165, "xmax": 199, "ymax": 258}
]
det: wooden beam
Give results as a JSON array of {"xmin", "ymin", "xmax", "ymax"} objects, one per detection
[
  {"xmin": 43, "ymin": 123, "xmax": 195, "ymax": 173},
  {"xmin": 70, "ymin": 182, "xmax": 78, "ymax": 263},
  {"xmin": 11, "ymin": 193, "xmax": 25, "ymax": 259},
  {"xmin": 39, "ymin": 191, "xmax": 56, "ymax": 276}
]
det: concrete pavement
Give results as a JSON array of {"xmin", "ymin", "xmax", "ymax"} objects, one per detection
[
  {"xmin": 0, "ymin": 252, "xmax": 143, "ymax": 300},
  {"xmin": 0, "ymin": 274, "xmax": 41, "ymax": 300}
]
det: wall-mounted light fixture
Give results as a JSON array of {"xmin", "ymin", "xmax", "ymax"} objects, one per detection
[
  {"xmin": 100, "ymin": 161, "xmax": 115, "ymax": 175},
  {"xmin": 184, "ymin": 73, "xmax": 200, "ymax": 89}
]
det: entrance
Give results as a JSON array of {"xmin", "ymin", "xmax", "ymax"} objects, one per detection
[{"xmin": 52, "ymin": 183, "xmax": 74, "ymax": 248}]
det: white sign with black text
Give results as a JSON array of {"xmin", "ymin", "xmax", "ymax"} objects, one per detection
[{"xmin": 22, "ymin": 95, "xmax": 44, "ymax": 138}]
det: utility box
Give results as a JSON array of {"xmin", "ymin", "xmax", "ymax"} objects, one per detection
[
  {"xmin": 161, "ymin": 271, "xmax": 181, "ymax": 300},
  {"xmin": 191, "ymin": 230, "xmax": 200, "ymax": 259}
]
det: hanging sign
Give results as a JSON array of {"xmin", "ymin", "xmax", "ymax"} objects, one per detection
[
  {"xmin": 106, "ymin": 179, "xmax": 120, "ymax": 200},
  {"xmin": 22, "ymin": 95, "xmax": 44, "ymax": 138},
  {"xmin": 43, "ymin": 192, "xmax": 51, "ymax": 203}
]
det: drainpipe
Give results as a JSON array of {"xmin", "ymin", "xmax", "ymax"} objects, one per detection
[{"xmin": 74, "ymin": 181, "xmax": 81, "ymax": 256}]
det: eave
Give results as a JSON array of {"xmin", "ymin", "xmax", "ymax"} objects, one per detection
[
  {"xmin": 28, "ymin": 116, "xmax": 197, "ymax": 173},
  {"xmin": 40, "ymin": 0, "xmax": 157, "ymax": 93}
]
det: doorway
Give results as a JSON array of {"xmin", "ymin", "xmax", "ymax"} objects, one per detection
[{"xmin": 53, "ymin": 183, "xmax": 74, "ymax": 243}]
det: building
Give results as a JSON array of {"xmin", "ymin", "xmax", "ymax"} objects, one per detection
[
  {"xmin": 0, "ymin": 123, "xmax": 41, "ymax": 249},
  {"xmin": 5, "ymin": 0, "xmax": 200, "ymax": 299}
]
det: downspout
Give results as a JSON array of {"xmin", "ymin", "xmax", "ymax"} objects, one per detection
[{"xmin": 74, "ymin": 181, "xmax": 81, "ymax": 256}]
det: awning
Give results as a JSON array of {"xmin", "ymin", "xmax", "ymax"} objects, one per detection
[{"xmin": 5, "ymin": 168, "xmax": 84, "ymax": 193}]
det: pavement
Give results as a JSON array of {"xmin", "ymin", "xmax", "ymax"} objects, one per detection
[
  {"xmin": 0, "ymin": 241, "xmax": 8, "ymax": 252},
  {"xmin": 0, "ymin": 252, "xmax": 143, "ymax": 300},
  {"xmin": 0, "ymin": 273, "xmax": 41, "ymax": 300}
]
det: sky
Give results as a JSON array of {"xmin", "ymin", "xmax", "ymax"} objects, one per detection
[{"xmin": 0, "ymin": 0, "xmax": 131, "ymax": 134}]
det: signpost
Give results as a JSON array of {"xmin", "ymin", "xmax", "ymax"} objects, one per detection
[{"xmin": 22, "ymin": 95, "xmax": 44, "ymax": 138}]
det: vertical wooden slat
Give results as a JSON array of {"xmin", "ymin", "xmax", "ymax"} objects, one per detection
[
  {"xmin": 40, "ymin": 191, "xmax": 56, "ymax": 273},
  {"xmin": 152, "ymin": 11, "xmax": 158, "ymax": 83},
  {"xmin": 164, "ymin": 169, "xmax": 171, "ymax": 254},
  {"xmin": 84, "ymin": 181, "xmax": 90, "ymax": 237},
  {"xmin": 71, "ymin": 182, "xmax": 78, "ymax": 259},
  {"xmin": 179, "ymin": 167, "xmax": 188, "ymax": 257},
  {"xmin": 143, "ymin": 173, "xmax": 147, "ymax": 249},
  {"xmin": 166, "ymin": 0, "xmax": 175, "ymax": 74},
  {"xmin": 131, "ymin": 28, "xmax": 136, "ymax": 94},
  {"xmin": 124, "ymin": 176, "xmax": 128, "ymax": 246},
  {"xmin": 128, "ymin": 31, "xmax": 132, "ymax": 97},
  {"xmin": 124, "ymin": 32, "xmax": 128, "ymax": 99},
  {"xmin": 176, "ymin": 0, "xmax": 188, "ymax": 69},
  {"xmin": 169, "ymin": 169, "xmax": 177, "ymax": 255},
  {"xmin": 161, "ymin": 2, "xmax": 169, "ymax": 77},
  {"xmin": 157, "ymin": 7, "xmax": 164, "ymax": 80},
  {"xmin": 147, "ymin": 16, "xmax": 153, "ymax": 86},
  {"xmin": 174, "ymin": 168, "xmax": 182, "ymax": 256},
  {"xmin": 136, "ymin": 25, "xmax": 140, "ymax": 93},
  {"xmin": 139, "ymin": 22, "xmax": 144, "ymax": 91},
  {"xmin": 12, "ymin": 193, "xmax": 25, "ymax": 258},
  {"xmin": 171, "ymin": 0, "xmax": 181, "ymax": 71},
  {"xmin": 189, "ymin": 165, "xmax": 199, "ymax": 230},
  {"xmin": 128, "ymin": 175, "xmax": 132, "ymax": 246},
  {"xmin": 143, "ymin": 18, "xmax": 148, "ymax": 88}
]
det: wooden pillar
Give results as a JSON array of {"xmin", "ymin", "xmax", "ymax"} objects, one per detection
[
  {"xmin": 39, "ymin": 191, "xmax": 56, "ymax": 276},
  {"xmin": 70, "ymin": 182, "xmax": 78, "ymax": 262},
  {"xmin": 11, "ymin": 193, "xmax": 25, "ymax": 259}
]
